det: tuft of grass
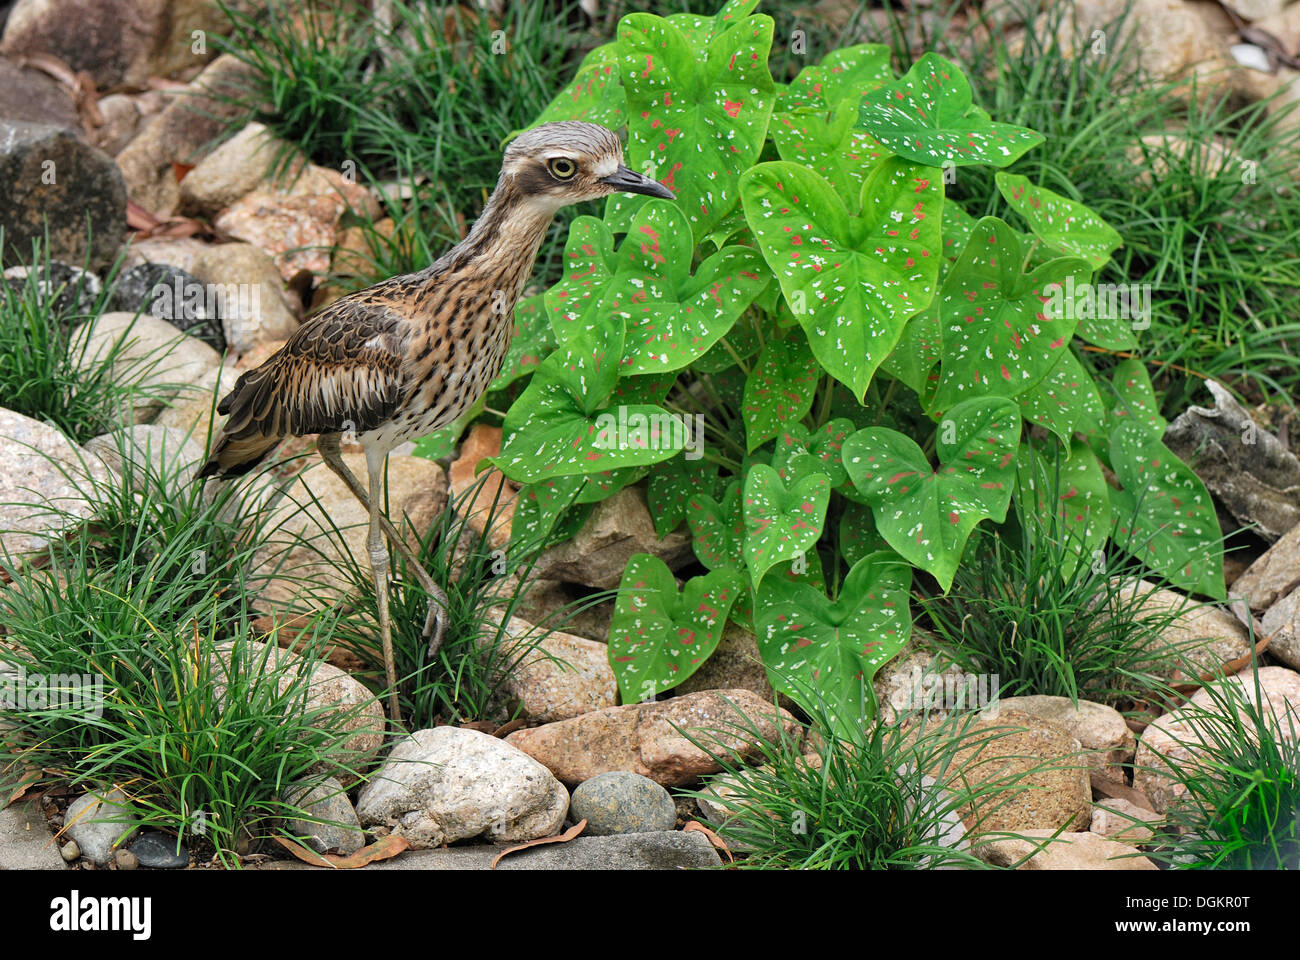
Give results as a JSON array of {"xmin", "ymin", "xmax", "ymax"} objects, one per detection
[
  {"xmin": 0, "ymin": 238, "xmax": 161, "ymax": 444},
  {"xmin": 678, "ymin": 683, "xmax": 1045, "ymax": 869},
  {"xmin": 918, "ymin": 453, "xmax": 1189, "ymax": 704},
  {"xmin": 0, "ymin": 427, "xmax": 369, "ymax": 865},
  {"xmin": 1143, "ymin": 660, "xmax": 1300, "ymax": 870}
]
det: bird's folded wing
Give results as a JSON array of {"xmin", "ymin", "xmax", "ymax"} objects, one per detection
[{"xmin": 220, "ymin": 300, "xmax": 411, "ymax": 441}]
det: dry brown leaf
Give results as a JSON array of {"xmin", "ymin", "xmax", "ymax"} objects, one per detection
[
  {"xmin": 4, "ymin": 769, "xmax": 40, "ymax": 809},
  {"xmin": 172, "ymin": 162, "xmax": 196, "ymax": 183},
  {"xmin": 273, "ymin": 833, "xmax": 410, "ymax": 869},
  {"xmin": 683, "ymin": 820, "xmax": 733, "ymax": 863},
  {"xmin": 490, "ymin": 819, "xmax": 586, "ymax": 869}
]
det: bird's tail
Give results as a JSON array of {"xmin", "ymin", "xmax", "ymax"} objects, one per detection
[{"xmin": 196, "ymin": 431, "xmax": 282, "ymax": 480}]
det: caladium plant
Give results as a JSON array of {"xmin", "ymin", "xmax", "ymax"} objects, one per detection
[{"xmin": 488, "ymin": 0, "xmax": 1226, "ymax": 722}]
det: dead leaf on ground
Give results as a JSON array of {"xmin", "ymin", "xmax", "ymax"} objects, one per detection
[
  {"xmin": 273, "ymin": 833, "xmax": 409, "ymax": 869},
  {"xmin": 683, "ymin": 820, "xmax": 733, "ymax": 863},
  {"xmin": 490, "ymin": 819, "xmax": 586, "ymax": 869}
]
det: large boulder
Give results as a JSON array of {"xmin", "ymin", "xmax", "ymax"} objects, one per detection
[
  {"xmin": 505, "ymin": 689, "xmax": 799, "ymax": 787},
  {"xmin": 0, "ymin": 120, "xmax": 125, "ymax": 270},
  {"xmin": 356, "ymin": 726, "xmax": 569, "ymax": 849}
]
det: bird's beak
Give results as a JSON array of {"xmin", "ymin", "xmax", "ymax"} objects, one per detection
[{"xmin": 600, "ymin": 165, "xmax": 675, "ymax": 200}]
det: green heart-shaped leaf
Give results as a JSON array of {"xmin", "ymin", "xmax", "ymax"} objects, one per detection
[
  {"xmin": 496, "ymin": 318, "xmax": 684, "ymax": 482},
  {"xmin": 605, "ymin": 11, "xmax": 776, "ymax": 243},
  {"xmin": 647, "ymin": 454, "xmax": 720, "ymax": 538},
  {"xmin": 1107, "ymin": 357, "xmax": 1167, "ymax": 440},
  {"xmin": 741, "ymin": 157, "xmax": 943, "ymax": 400},
  {"xmin": 779, "ymin": 43, "xmax": 893, "ymax": 112},
  {"xmin": 838, "ymin": 499, "xmax": 891, "ymax": 566},
  {"xmin": 1014, "ymin": 437, "xmax": 1113, "ymax": 566},
  {"xmin": 755, "ymin": 552, "xmax": 912, "ymax": 733},
  {"xmin": 1108, "ymin": 423, "xmax": 1224, "ymax": 599},
  {"xmin": 742, "ymin": 332, "xmax": 820, "ymax": 452},
  {"xmin": 608, "ymin": 555, "xmax": 745, "ymax": 701},
  {"xmin": 548, "ymin": 202, "xmax": 767, "ymax": 374},
  {"xmin": 1016, "ymin": 347, "xmax": 1106, "ymax": 447},
  {"xmin": 858, "ymin": 53, "xmax": 1043, "ymax": 167},
  {"xmin": 932, "ymin": 216, "xmax": 1090, "ymax": 411},
  {"xmin": 772, "ymin": 418, "xmax": 854, "ymax": 489},
  {"xmin": 528, "ymin": 42, "xmax": 626, "ymax": 129},
  {"xmin": 770, "ymin": 101, "xmax": 889, "ymax": 214},
  {"xmin": 843, "ymin": 396, "xmax": 1020, "ymax": 589},
  {"xmin": 995, "ymin": 172, "xmax": 1122, "ymax": 270},
  {"xmin": 743, "ymin": 460, "xmax": 832, "ymax": 590},
  {"xmin": 686, "ymin": 479, "xmax": 745, "ymax": 571},
  {"xmin": 490, "ymin": 293, "xmax": 554, "ymax": 392}
]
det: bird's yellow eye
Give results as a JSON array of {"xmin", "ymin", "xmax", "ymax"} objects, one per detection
[{"xmin": 547, "ymin": 157, "xmax": 577, "ymax": 180}]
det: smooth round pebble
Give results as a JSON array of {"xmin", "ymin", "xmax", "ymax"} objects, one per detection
[
  {"xmin": 114, "ymin": 849, "xmax": 138, "ymax": 870},
  {"xmin": 128, "ymin": 832, "xmax": 189, "ymax": 869},
  {"xmin": 570, "ymin": 772, "xmax": 677, "ymax": 836},
  {"xmin": 60, "ymin": 840, "xmax": 80, "ymax": 863}
]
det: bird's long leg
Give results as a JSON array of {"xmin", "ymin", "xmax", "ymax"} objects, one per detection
[
  {"xmin": 364, "ymin": 446, "xmax": 403, "ymax": 725},
  {"xmin": 317, "ymin": 435, "xmax": 450, "ymax": 658}
]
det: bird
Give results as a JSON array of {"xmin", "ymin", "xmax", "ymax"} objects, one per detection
[{"xmin": 198, "ymin": 121, "xmax": 675, "ymax": 725}]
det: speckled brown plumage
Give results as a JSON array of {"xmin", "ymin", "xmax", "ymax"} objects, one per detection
[{"xmin": 195, "ymin": 121, "xmax": 674, "ymax": 724}]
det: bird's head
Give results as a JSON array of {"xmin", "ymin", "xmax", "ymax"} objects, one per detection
[{"xmin": 501, "ymin": 121, "xmax": 675, "ymax": 213}]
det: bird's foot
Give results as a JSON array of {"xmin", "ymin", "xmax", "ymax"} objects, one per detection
[{"xmin": 422, "ymin": 582, "xmax": 451, "ymax": 659}]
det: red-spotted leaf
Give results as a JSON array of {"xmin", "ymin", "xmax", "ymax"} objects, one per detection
[
  {"xmin": 995, "ymin": 172, "xmax": 1122, "ymax": 270},
  {"xmin": 770, "ymin": 101, "xmax": 889, "ymax": 215},
  {"xmin": 742, "ymin": 332, "xmax": 820, "ymax": 452},
  {"xmin": 686, "ymin": 480, "xmax": 745, "ymax": 571},
  {"xmin": 511, "ymin": 475, "xmax": 588, "ymax": 552},
  {"xmin": 605, "ymin": 12, "xmax": 776, "ymax": 243},
  {"xmin": 490, "ymin": 293, "xmax": 554, "ymax": 392},
  {"xmin": 932, "ymin": 216, "xmax": 1091, "ymax": 411},
  {"xmin": 1049, "ymin": 275, "xmax": 1142, "ymax": 351},
  {"xmin": 779, "ymin": 43, "xmax": 893, "ymax": 112},
  {"xmin": 1016, "ymin": 347, "xmax": 1106, "ymax": 447},
  {"xmin": 1108, "ymin": 422, "xmax": 1224, "ymax": 599},
  {"xmin": 608, "ymin": 555, "xmax": 745, "ymax": 701},
  {"xmin": 754, "ymin": 552, "xmax": 912, "ymax": 733},
  {"xmin": 529, "ymin": 42, "xmax": 626, "ymax": 129},
  {"xmin": 549, "ymin": 202, "xmax": 767, "ymax": 374},
  {"xmin": 1107, "ymin": 357, "xmax": 1167, "ymax": 440},
  {"xmin": 858, "ymin": 53, "xmax": 1044, "ymax": 167},
  {"xmin": 647, "ymin": 454, "xmax": 721, "ymax": 538},
  {"xmin": 772, "ymin": 418, "xmax": 854, "ymax": 489},
  {"xmin": 496, "ymin": 317, "xmax": 683, "ymax": 482},
  {"xmin": 842, "ymin": 396, "xmax": 1020, "ymax": 590},
  {"xmin": 741, "ymin": 158, "xmax": 943, "ymax": 401},
  {"xmin": 1014, "ymin": 437, "xmax": 1113, "ymax": 566},
  {"xmin": 743, "ymin": 459, "xmax": 832, "ymax": 590}
]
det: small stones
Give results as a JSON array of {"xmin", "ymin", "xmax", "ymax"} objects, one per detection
[
  {"xmin": 60, "ymin": 840, "xmax": 80, "ymax": 863},
  {"xmin": 975, "ymin": 830, "xmax": 1158, "ymax": 870},
  {"xmin": 114, "ymin": 848, "xmax": 139, "ymax": 870},
  {"xmin": 570, "ymin": 772, "xmax": 677, "ymax": 836},
  {"xmin": 106, "ymin": 263, "xmax": 227, "ymax": 353},
  {"xmin": 1091, "ymin": 799, "xmax": 1163, "ymax": 845},
  {"xmin": 127, "ymin": 832, "xmax": 190, "ymax": 869},
  {"xmin": 3, "ymin": 261, "xmax": 102, "ymax": 318},
  {"xmin": 65, "ymin": 787, "xmax": 139, "ymax": 866},
  {"xmin": 189, "ymin": 242, "xmax": 301, "ymax": 355}
]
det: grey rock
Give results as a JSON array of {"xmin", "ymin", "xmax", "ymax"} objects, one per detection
[
  {"xmin": 570, "ymin": 772, "xmax": 677, "ymax": 836},
  {"xmin": 59, "ymin": 840, "xmax": 79, "ymax": 862},
  {"xmin": 1164, "ymin": 380, "xmax": 1300, "ymax": 542},
  {"xmin": 114, "ymin": 848, "xmax": 138, "ymax": 870},
  {"xmin": 257, "ymin": 830, "xmax": 722, "ymax": 871},
  {"xmin": 282, "ymin": 777, "xmax": 365, "ymax": 856},
  {"xmin": 88, "ymin": 93, "xmax": 140, "ymax": 156},
  {"xmin": 127, "ymin": 831, "xmax": 188, "ymax": 869},
  {"xmin": 0, "ymin": 799, "xmax": 65, "ymax": 869},
  {"xmin": 356, "ymin": 726, "xmax": 569, "ymax": 849},
  {"xmin": 107, "ymin": 263, "xmax": 226, "ymax": 353},
  {"xmin": 1233, "ymin": 520, "xmax": 1300, "ymax": 613},
  {"xmin": 0, "ymin": 120, "xmax": 125, "ymax": 270},
  {"xmin": 84, "ymin": 424, "xmax": 207, "ymax": 491},
  {"xmin": 1262, "ymin": 587, "xmax": 1300, "ymax": 669},
  {"xmin": 65, "ymin": 787, "xmax": 138, "ymax": 866}
]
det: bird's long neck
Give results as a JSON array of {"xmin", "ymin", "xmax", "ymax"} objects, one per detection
[{"xmin": 413, "ymin": 172, "xmax": 558, "ymax": 316}]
